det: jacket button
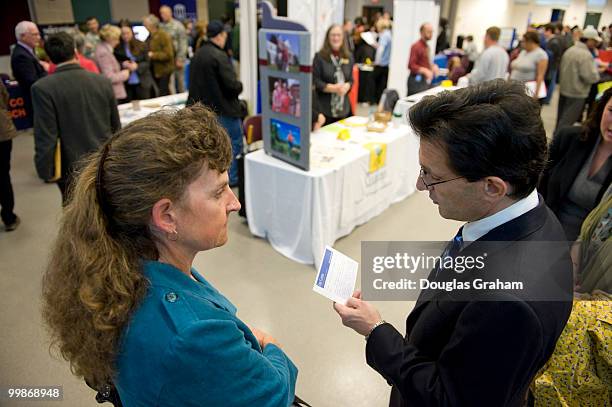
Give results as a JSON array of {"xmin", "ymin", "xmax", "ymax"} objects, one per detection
[{"xmin": 165, "ymin": 292, "xmax": 178, "ymax": 303}]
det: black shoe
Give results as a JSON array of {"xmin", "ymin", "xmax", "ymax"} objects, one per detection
[{"xmin": 5, "ymin": 216, "xmax": 20, "ymax": 232}]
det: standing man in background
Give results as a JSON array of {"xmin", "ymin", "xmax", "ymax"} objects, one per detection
[
  {"xmin": 160, "ymin": 5, "xmax": 188, "ymax": 94},
  {"xmin": 83, "ymin": 17, "xmax": 101, "ymax": 59},
  {"xmin": 373, "ymin": 19, "xmax": 392, "ymax": 103},
  {"xmin": 143, "ymin": 14, "xmax": 174, "ymax": 96},
  {"xmin": 542, "ymin": 23, "xmax": 563, "ymax": 105},
  {"xmin": 0, "ymin": 82, "xmax": 20, "ymax": 231},
  {"xmin": 11, "ymin": 21, "xmax": 48, "ymax": 121},
  {"xmin": 187, "ymin": 20, "xmax": 243, "ymax": 187},
  {"xmin": 467, "ymin": 26, "xmax": 509, "ymax": 85},
  {"xmin": 32, "ymin": 33, "xmax": 120, "ymax": 203},
  {"xmin": 343, "ymin": 19, "xmax": 355, "ymax": 55},
  {"xmin": 407, "ymin": 23, "xmax": 438, "ymax": 96},
  {"xmin": 556, "ymin": 26, "xmax": 602, "ymax": 131},
  {"xmin": 462, "ymin": 35, "xmax": 478, "ymax": 72}
]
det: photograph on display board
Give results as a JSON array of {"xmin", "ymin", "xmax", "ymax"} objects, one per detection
[
  {"xmin": 265, "ymin": 33, "xmax": 300, "ymax": 72},
  {"xmin": 269, "ymin": 76, "xmax": 301, "ymax": 117},
  {"xmin": 270, "ymin": 118, "xmax": 301, "ymax": 160}
]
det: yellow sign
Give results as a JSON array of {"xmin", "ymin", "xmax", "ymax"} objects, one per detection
[
  {"xmin": 363, "ymin": 142, "xmax": 387, "ymax": 173},
  {"xmin": 337, "ymin": 129, "xmax": 351, "ymax": 140}
]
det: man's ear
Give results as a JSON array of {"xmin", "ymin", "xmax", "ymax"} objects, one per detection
[
  {"xmin": 151, "ymin": 198, "xmax": 178, "ymax": 234},
  {"xmin": 483, "ymin": 176, "xmax": 509, "ymax": 200}
]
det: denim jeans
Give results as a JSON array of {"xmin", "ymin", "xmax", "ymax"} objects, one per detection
[{"xmin": 217, "ymin": 115, "xmax": 243, "ymax": 186}]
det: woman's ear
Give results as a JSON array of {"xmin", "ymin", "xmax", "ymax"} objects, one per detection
[{"xmin": 151, "ymin": 198, "xmax": 177, "ymax": 234}]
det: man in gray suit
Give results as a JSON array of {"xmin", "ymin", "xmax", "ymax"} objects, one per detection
[{"xmin": 32, "ymin": 32, "xmax": 120, "ymax": 203}]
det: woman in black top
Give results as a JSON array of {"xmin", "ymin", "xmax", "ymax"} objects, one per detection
[
  {"xmin": 313, "ymin": 24, "xmax": 354, "ymax": 124},
  {"xmin": 114, "ymin": 23, "xmax": 157, "ymax": 101},
  {"xmin": 540, "ymin": 88, "xmax": 612, "ymax": 241}
]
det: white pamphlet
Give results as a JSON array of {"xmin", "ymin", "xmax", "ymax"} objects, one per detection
[{"xmin": 313, "ymin": 246, "xmax": 358, "ymax": 305}]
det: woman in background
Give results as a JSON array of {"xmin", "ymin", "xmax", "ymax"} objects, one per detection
[
  {"xmin": 509, "ymin": 31, "xmax": 548, "ymax": 101},
  {"xmin": 539, "ymin": 88, "xmax": 612, "ymax": 241},
  {"xmin": 313, "ymin": 24, "xmax": 354, "ymax": 124},
  {"xmin": 115, "ymin": 22, "xmax": 157, "ymax": 100},
  {"xmin": 95, "ymin": 24, "xmax": 130, "ymax": 101}
]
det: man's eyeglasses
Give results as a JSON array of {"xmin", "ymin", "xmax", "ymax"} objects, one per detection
[{"xmin": 419, "ymin": 168, "xmax": 464, "ymax": 189}]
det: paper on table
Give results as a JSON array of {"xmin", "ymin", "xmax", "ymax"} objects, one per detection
[{"xmin": 313, "ymin": 246, "xmax": 358, "ymax": 305}]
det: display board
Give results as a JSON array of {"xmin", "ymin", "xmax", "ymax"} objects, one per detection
[
  {"xmin": 258, "ymin": 1, "xmax": 312, "ymax": 171},
  {"xmin": 499, "ymin": 27, "xmax": 517, "ymax": 51}
]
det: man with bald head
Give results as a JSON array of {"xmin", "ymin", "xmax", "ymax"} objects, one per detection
[
  {"xmin": 407, "ymin": 22, "xmax": 438, "ymax": 96},
  {"xmin": 159, "ymin": 5, "xmax": 188, "ymax": 93},
  {"xmin": 11, "ymin": 21, "xmax": 48, "ymax": 119}
]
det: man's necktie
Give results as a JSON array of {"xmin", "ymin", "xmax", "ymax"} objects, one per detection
[{"xmin": 434, "ymin": 227, "xmax": 464, "ymax": 279}]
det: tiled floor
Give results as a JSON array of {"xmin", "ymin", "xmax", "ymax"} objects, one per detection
[{"xmin": 0, "ymin": 89, "xmax": 560, "ymax": 407}]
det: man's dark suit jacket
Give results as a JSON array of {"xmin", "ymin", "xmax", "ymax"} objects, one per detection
[
  {"xmin": 10, "ymin": 43, "xmax": 47, "ymax": 115},
  {"xmin": 187, "ymin": 41, "xmax": 243, "ymax": 118},
  {"xmin": 539, "ymin": 125, "xmax": 612, "ymax": 214},
  {"xmin": 365, "ymin": 197, "xmax": 573, "ymax": 407},
  {"xmin": 31, "ymin": 64, "xmax": 120, "ymax": 182}
]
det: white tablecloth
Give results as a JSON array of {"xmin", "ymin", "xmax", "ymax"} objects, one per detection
[
  {"xmin": 118, "ymin": 92, "xmax": 187, "ymax": 126},
  {"xmin": 245, "ymin": 122, "xmax": 420, "ymax": 268}
]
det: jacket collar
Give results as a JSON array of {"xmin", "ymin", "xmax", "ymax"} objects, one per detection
[
  {"xmin": 143, "ymin": 260, "xmax": 236, "ymax": 314},
  {"xmin": 54, "ymin": 62, "xmax": 83, "ymax": 73}
]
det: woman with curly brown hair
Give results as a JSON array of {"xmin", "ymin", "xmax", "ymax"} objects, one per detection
[{"xmin": 41, "ymin": 104, "xmax": 298, "ymax": 406}]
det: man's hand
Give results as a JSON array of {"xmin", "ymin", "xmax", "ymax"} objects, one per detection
[
  {"xmin": 333, "ymin": 290, "xmax": 382, "ymax": 336},
  {"xmin": 175, "ymin": 59, "xmax": 184, "ymax": 69},
  {"xmin": 247, "ymin": 324, "xmax": 281, "ymax": 349},
  {"xmin": 422, "ymin": 68, "xmax": 433, "ymax": 82}
]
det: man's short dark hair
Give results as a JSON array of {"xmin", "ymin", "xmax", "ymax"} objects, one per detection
[
  {"xmin": 486, "ymin": 26, "xmax": 501, "ymax": 41},
  {"xmin": 85, "ymin": 16, "xmax": 97, "ymax": 23},
  {"xmin": 44, "ymin": 32, "xmax": 76, "ymax": 64},
  {"xmin": 408, "ymin": 79, "xmax": 547, "ymax": 199},
  {"xmin": 544, "ymin": 23, "xmax": 555, "ymax": 33}
]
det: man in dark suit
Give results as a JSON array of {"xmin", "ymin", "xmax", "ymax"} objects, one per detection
[
  {"xmin": 32, "ymin": 32, "xmax": 120, "ymax": 203},
  {"xmin": 187, "ymin": 20, "xmax": 243, "ymax": 187},
  {"xmin": 334, "ymin": 80, "xmax": 573, "ymax": 406},
  {"xmin": 10, "ymin": 21, "xmax": 48, "ymax": 121}
]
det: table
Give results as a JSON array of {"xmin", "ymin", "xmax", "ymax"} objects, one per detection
[
  {"xmin": 394, "ymin": 85, "xmax": 459, "ymax": 125},
  {"xmin": 117, "ymin": 92, "xmax": 187, "ymax": 126},
  {"xmin": 245, "ymin": 120, "xmax": 420, "ymax": 268}
]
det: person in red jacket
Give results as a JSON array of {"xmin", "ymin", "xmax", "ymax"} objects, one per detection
[
  {"xmin": 49, "ymin": 33, "xmax": 99, "ymax": 74},
  {"xmin": 407, "ymin": 23, "xmax": 439, "ymax": 96}
]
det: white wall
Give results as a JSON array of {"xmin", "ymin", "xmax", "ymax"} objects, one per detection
[
  {"xmin": 453, "ymin": 0, "xmax": 612, "ymax": 53},
  {"xmin": 452, "ymin": 0, "xmax": 512, "ymax": 51},
  {"xmin": 288, "ymin": 0, "xmax": 344, "ymax": 58},
  {"xmin": 345, "ymin": 0, "xmax": 395, "ymax": 21}
]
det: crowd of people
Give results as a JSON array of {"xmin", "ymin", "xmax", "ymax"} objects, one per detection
[{"xmin": 0, "ymin": 6, "xmax": 611, "ymax": 407}]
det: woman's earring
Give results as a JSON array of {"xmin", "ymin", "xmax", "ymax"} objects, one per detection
[{"xmin": 167, "ymin": 229, "xmax": 179, "ymax": 241}]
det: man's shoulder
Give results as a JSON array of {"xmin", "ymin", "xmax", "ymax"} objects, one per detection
[{"xmin": 11, "ymin": 45, "xmax": 32, "ymax": 61}]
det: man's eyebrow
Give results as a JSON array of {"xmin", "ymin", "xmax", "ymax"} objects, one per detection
[{"xmin": 215, "ymin": 181, "xmax": 228, "ymax": 190}]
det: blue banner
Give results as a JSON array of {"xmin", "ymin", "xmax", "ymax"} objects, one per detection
[{"xmin": 160, "ymin": 0, "xmax": 197, "ymax": 21}]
